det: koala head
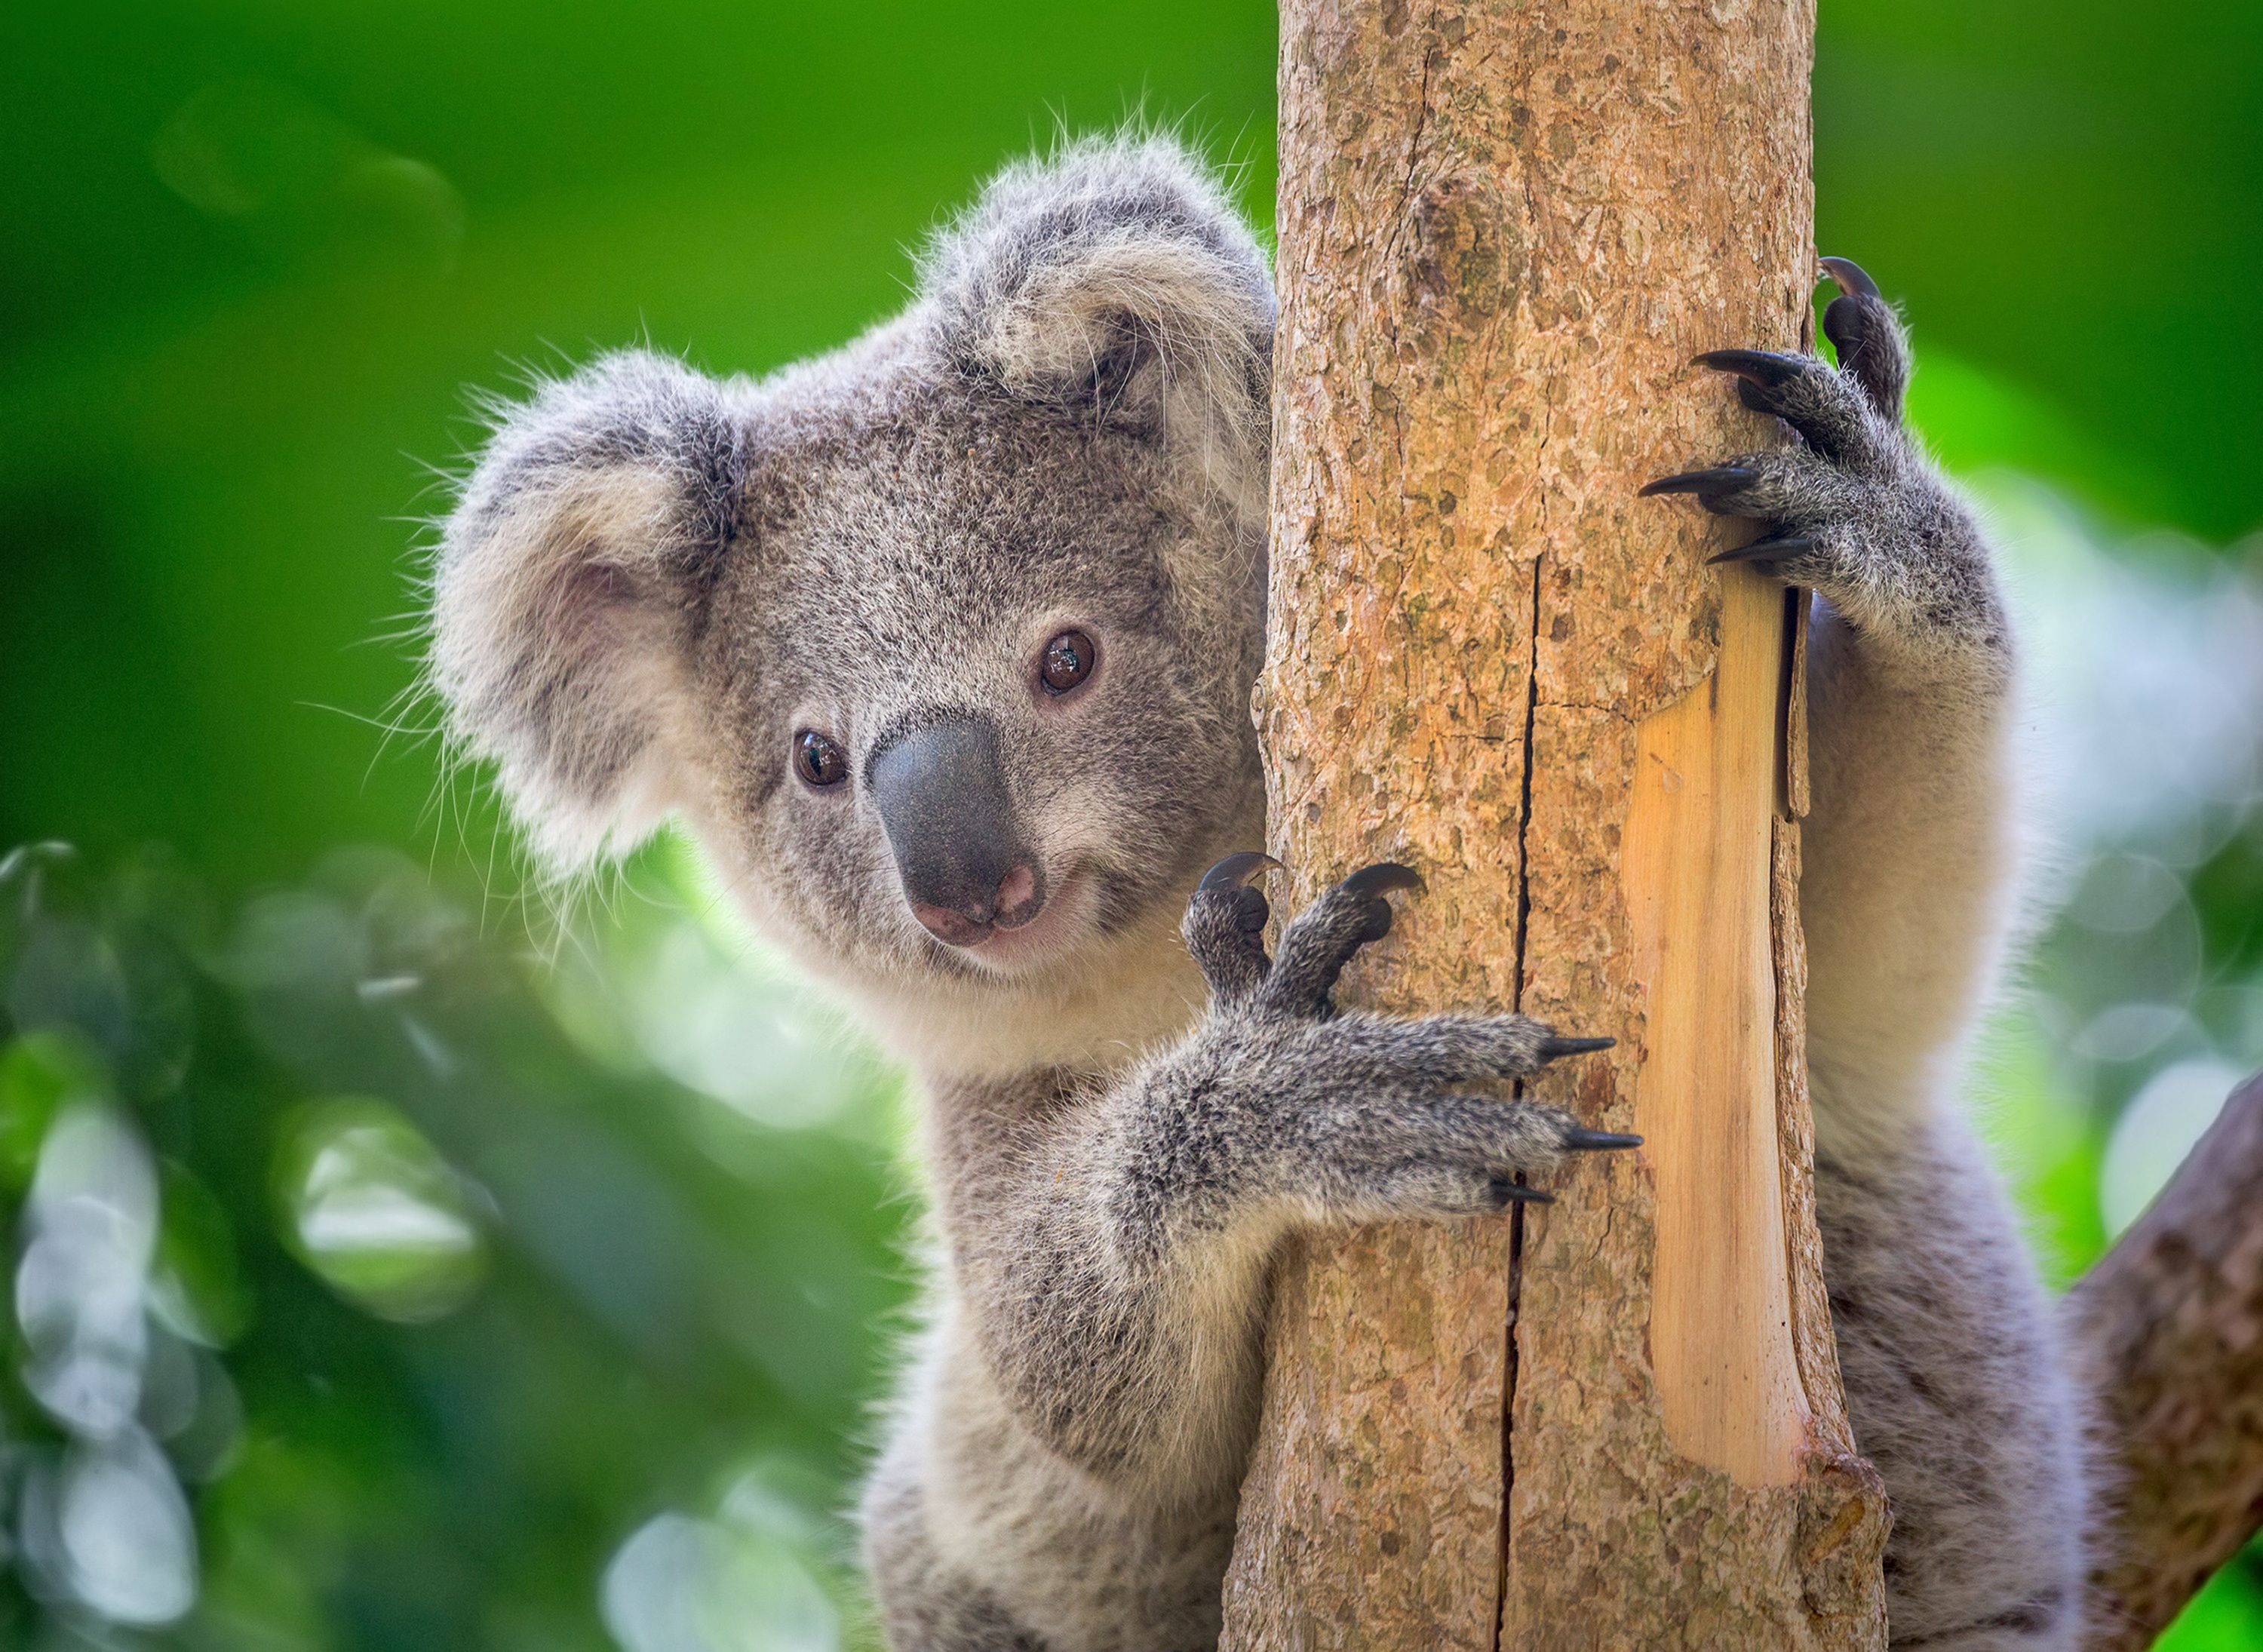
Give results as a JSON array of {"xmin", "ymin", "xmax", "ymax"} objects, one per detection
[{"xmin": 428, "ymin": 137, "xmax": 1275, "ymax": 1057}]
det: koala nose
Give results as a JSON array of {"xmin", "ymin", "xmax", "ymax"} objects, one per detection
[{"xmin": 867, "ymin": 716, "xmax": 1048, "ymax": 947}]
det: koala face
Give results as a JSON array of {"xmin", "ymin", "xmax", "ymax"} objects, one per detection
[
  {"xmin": 686, "ymin": 355, "xmax": 1267, "ymax": 995},
  {"xmin": 428, "ymin": 138, "xmax": 1275, "ymax": 1021}
]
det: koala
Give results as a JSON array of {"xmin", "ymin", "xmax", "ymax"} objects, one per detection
[{"xmin": 428, "ymin": 137, "xmax": 2090, "ymax": 1650}]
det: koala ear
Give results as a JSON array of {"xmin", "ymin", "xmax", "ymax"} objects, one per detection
[
  {"xmin": 428, "ymin": 350, "xmax": 745, "ymax": 872},
  {"xmin": 922, "ymin": 134, "xmax": 1276, "ymax": 514}
]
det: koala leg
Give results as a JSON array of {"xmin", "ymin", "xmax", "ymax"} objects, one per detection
[
  {"xmin": 1647, "ymin": 264, "xmax": 2090, "ymax": 1645},
  {"xmin": 1818, "ymin": 1122, "xmax": 2089, "ymax": 1650}
]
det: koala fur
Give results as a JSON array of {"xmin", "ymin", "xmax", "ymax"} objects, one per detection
[{"xmin": 428, "ymin": 136, "xmax": 2090, "ymax": 1650}]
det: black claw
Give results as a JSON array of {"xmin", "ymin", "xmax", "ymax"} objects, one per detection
[
  {"xmin": 1561, "ymin": 1128, "xmax": 1644, "ymax": 1152},
  {"xmin": 1692, "ymin": 348, "xmax": 1809, "ymax": 388},
  {"xmin": 1538, "ymin": 1036, "xmax": 1616, "ymax": 1058},
  {"xmin": 1229, "ymin": 885, "xmax": 1271, "ymax": 933},
  {"xmin": 1199, "ymin": 851, "xmax": 1282, "ymax": 893},
  {"xmin": 1638, "ymin": 464, "xmax": 1756, "ymax": 496},
  {"xmin": 1639, "ymin": 466, "xmax": 1757, "ymax": 499},
  {"xmin": 1340, "ymin": 861, "xmax": 1423, "ymax": 901},
  {"xmin": 1709, "ymin": 533, "xmax": 1816, "ymax": 567},
  {"xmin": 1818, "ymin": 256, "xmax": 1881, "ymax": 300},
  {"xmin": 1488, "ymin": 1178, "xmax": 1556, "ymax": 1207}
]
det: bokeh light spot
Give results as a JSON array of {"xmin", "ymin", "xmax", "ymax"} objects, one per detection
[{"xmin": 275, "ymin": 1097, "xmax": 489, "ymax": 1323}]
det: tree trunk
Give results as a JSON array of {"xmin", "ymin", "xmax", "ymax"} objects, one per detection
[
  {"xmin": 2071, "ymin": 1070, "xmax": 2263, "ymax": 1651},
  {"xmin": 1221, "ymin": 3, "xmax": 1890, "ymax": 1647}
]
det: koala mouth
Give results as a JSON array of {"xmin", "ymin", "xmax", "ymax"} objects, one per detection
[
  {"xmin": 907, "ymin": 859, "xmax": 1045, "ymax": 948},
  {"xmin": 929, "ymin": 867, "xmax": 1094, "ymax": 975}
]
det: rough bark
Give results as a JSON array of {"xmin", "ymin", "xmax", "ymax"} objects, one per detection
[
  {"xmin": 2071, "ymin": 1070, "xmax": 2263, "ymax": 1651},
  {"xmin": 1221, "ymin": 2, "xmax": 1889, "ymax": 1647}
]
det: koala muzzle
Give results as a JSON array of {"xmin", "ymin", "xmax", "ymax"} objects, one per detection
[{"xmin": 867, "ymin": 717, "xmax": 1047, "ymax": 947}]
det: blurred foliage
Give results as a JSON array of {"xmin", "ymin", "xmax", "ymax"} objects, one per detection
[
  {"xmin": 0, "ymin": 840, "xmax": 908, "ymax": 1648},
  {"xmin": 2, "ymin": 1, "xmax": 2260, "ymax": 1647}
]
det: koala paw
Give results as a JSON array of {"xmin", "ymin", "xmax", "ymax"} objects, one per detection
[
  {"xmin": 1179, "ymin": 855, "xmax": 1635, "ymax": 1220},
  {"xmin": 1640, "ymin": 258, "xmax": 2002, "ymax": 652}
]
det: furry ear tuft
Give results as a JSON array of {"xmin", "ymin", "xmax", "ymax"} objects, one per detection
[
  {"xmin": 428, "ymin": 350, "xmax": 744, "ymax": 872},
  {"xmin": 920, "ymin": 134, "xmax": 1275, "ymax": 517}
]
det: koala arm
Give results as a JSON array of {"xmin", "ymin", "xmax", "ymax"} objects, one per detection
[
  {"xmin": 922, "ymin": 863, "xmax": 1627, "ymax": 1494},
  {"xmin": 1801, "ymin": 580, "xmax": 2013, "ymax": 1143},
  {"xmin": 1647, "ymin": 272, "xmax": 2091, "ymax": 1648}
]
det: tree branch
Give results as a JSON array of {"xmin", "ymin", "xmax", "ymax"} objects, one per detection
[{"xmin": 2071, "ymin": 1069, "xmax": 2263, "ymax": 1650}]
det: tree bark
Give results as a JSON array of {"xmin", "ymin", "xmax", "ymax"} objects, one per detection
[
  {"xmin": 2071, "ymin": 1070, "xmax": 2263, "ymax": 1651},
  {"xmin": 1221, "ymin": 2, "xmax": 1889, "ymax": 1647}
]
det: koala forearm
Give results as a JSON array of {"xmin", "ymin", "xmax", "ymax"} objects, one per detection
[
  {"xmin": 933, "ymin": 1073, "xmax": 1275, "ymax": 1493},
  {"xmin": 1801, "ymin": 558, "xmax": 2018, "ymax": 1150}
]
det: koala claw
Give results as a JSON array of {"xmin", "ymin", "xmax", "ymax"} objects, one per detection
[
  {"xmin": 1537, "ymin": 1034, "xmax": 1617, "ymax": 1059},
  {"xmin": 1560, "ymin": 1125, "xmax": 1644, "ymax": 1150},
  {"xmin": 1197, "ymin": 850, "xmax": 1281, "ymax": 892},
  {"xmin": 1709, "ymin": 533, "xmax": 1817, "ymax": 567},
  {"xmin": 1488, "ymin": 1178, "xmax": 1555, "ymax": 1207},
  {"xmin": 1639, "ymin": 465, "xmax": 1759, "ymax": 501},
  {"xmin": 1339, "ymin": 861, "xmax": 1423, "ymax": 899},
  {"xmin": 1690, "ymin": 347, "xmax": 1809, "ymax": 388},
  {"xmin": 1338, "ymin": 861, "xmax": 1421, "ymax": 944},
  {"xmin": 1818, "ymin": 255, "xmax": 1881, "ymax": 299}
]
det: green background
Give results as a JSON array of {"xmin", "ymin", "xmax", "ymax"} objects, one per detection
[{"xmin": 3, "ymin": 2, "xmax": 2260, "ymax": 1647}]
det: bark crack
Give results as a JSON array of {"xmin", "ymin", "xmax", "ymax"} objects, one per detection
[
  {"xmin": 1495, "ymin": 1196, "xmax": 1527, "ymax": 1652},
  {"xmin": 1495, "ymin": 551, "xmax": 1547, "ymax": 1649}
]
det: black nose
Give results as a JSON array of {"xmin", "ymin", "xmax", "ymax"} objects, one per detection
[{"xmin": 867, "ymin": 717, "xmax": 1046, "ymax": 947}]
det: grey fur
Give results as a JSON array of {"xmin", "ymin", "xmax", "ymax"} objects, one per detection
[{"xmin": 426, "ymin": 137, "xmax": 2090, "ymax": 1648}]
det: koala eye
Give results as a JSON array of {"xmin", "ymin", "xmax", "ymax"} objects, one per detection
[
  {"xmin": 1039, "ymin": 630, "xmax": 1097, "ymax": 695},
  {"xmin": 794, "ymin": 730, "xmax": 849, "ymax": 788}
]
